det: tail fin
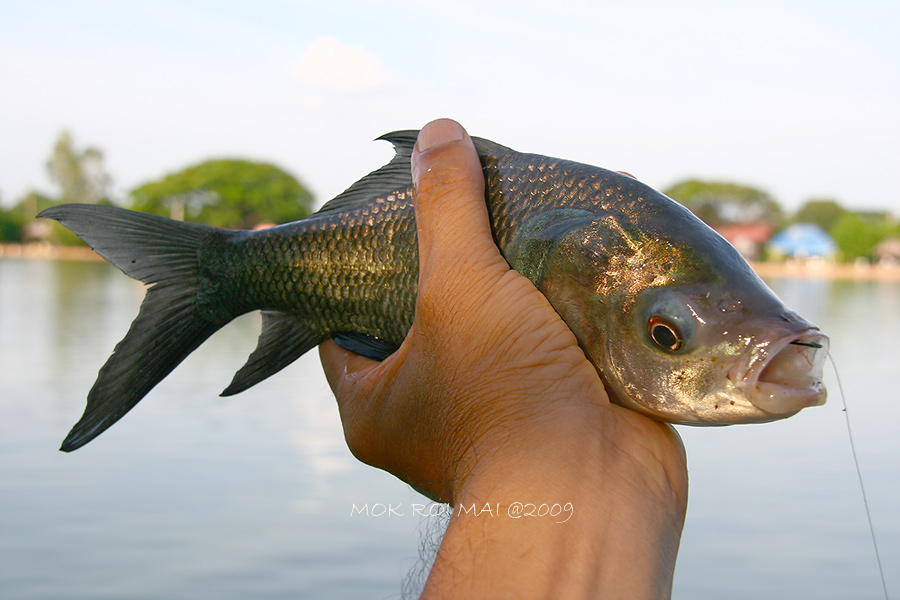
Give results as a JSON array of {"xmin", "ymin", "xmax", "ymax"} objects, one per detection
[{"xmin": 39, "ymin": 205, "xmax": 234, "ymax": 452}]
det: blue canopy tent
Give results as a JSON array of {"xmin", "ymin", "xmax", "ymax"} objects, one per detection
[{"xmin": 767, "ymin": 223, "xmax": 837, "ymax": 258}]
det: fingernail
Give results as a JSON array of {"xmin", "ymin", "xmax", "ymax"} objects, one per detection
[{"xmin": 416, "ymin": 118, "xmax": 466, "ymax": 152}]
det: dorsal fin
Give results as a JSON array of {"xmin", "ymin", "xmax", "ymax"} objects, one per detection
[
  {"xmin": 312, "ymin": 130, "xmax": 418, "ymax": 217},
  {"xmin": 313, "ymin": 130, "xmax": 511, "ymax": 217}
]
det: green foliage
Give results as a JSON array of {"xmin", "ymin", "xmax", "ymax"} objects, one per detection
[
  {"xmin": 828, "ymin": 212, "xmax": 897, "ymax": 261},
  {"xmin": 792, "ymin": 198, "xmax": 846, "ymax": 231},
  {"xmin": 45, "ymin": 220, "xmax": 87, "ymax": 246},
  {"xmin": 11, "ymin": 191, "xmax": 88, "ymax": 245},
  {"xmin": 0, "ymin": 205, "xmax": 24, "ymax": 242},
  {"xmin": 28, "ymin": 130, "xmax": 113, "ymax": 246},
  {"xmin": 130, "ymin": 159, "xmax": 313, "ymax": 229},
  {"xmin": 46, "ymin": 130, "xmax": 111, "ymax": 205},
  {"xmin": 18, "ymin": 190, "xmax": 59, "ymax": 218},
  {"xmin": 662, "ymin": 180, "xmax": 783, "ymax": 228}
]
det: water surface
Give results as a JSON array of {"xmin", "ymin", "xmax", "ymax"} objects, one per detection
[{"xmin": 1, "ymin": 259, "xmax": 896, "ymax": 598}]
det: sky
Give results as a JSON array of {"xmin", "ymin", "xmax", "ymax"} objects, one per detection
[{"xmin": 1, "ymin": 0, "xmax": 898, "ymax": 216}]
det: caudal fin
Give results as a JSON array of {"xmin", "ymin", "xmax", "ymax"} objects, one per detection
[{"xmin": 39, "ymin": 205, "xmax": 234, "ymax": 452}]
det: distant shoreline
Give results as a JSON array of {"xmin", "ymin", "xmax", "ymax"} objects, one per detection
[
  {"xmin": 749, "ymin": 259, "xmax": 900, "ymax": 281},
  {"xmin": 3, "ymin": 242, "xmax": 899, "ymax": 281},
  {"xmin": 1, "ymin": 242, "xmax": 104, "ymax": 262}
]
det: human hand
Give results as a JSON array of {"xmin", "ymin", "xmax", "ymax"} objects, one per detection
[{"xmin": 319, "ymin": 118, "xmax": 688, "ymax": 598}]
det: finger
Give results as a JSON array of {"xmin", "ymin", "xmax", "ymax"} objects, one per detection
[
  {"xmin": 318, "ymin": 338, "xmax": 411, "ymax": 463},
  {"xmin": 318, "ymin": 337, "xmax": 409, "ymax": 390},
  {"xmin": 319, "ymin": 339, "xmax": 370, "ymax": 396},
  {"xmin": 411, "ymin": 119, "xmax": 503, "ymax": 280}
]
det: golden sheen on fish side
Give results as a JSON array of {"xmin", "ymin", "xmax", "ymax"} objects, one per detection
[{"xmin": 39, "ymin": 130, "xmax": 828, "ymax": 451}]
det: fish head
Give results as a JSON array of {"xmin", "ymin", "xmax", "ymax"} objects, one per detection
[
  {"xmin": 525, "ymin": 208, "xmax": 828, "ymax": 425},
  {"xmin": 605, "ymin": 281, "xmax": 829, "ymax": 424}
]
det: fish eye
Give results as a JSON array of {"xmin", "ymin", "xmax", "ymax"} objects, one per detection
[{"xmin": 648, "ymin": 316, "xmax": 683, "ymax": 352}]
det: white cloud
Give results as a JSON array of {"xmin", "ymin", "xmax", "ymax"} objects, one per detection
[{"xmin": 291, "ymin": 37, "xmax": 396, "ymax": 91}]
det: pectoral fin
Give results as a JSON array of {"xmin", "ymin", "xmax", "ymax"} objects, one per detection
[{"xmin": 330, "ymin": 332, "xmax": 399, "ymax": 362}]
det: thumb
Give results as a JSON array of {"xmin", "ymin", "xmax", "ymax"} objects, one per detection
[{"xmin": 411, "ymin": 119, "xmax": 506, "ymax": 283}]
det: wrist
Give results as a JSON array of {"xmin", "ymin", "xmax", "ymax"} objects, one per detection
[{"xmin": 426, "ymin": 408, "xmax": 687, "ymax": 599}]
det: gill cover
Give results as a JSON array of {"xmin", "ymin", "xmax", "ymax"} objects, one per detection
[{"xmin": 504, "ymin": 209, "xmax": 598, "ymax": 285}]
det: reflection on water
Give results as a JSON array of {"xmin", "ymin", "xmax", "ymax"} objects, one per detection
[
  {"xmin": 675, "ymin": 275, "xmax": 899, "ymax": 600},
  {"xmin": 1, "ymin": 259, "xmax": 430, "ymax": 600},
  {"xmin": 1, "ymin": 259, "xmax": 897, "ymax": 599}
]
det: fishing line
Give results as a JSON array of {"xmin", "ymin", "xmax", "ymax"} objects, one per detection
[{"xmin": 829, "ymin": 352, "xmax": 889, "ymax": 600}]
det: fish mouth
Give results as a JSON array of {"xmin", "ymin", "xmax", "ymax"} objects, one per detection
[{"xmin": 736, "ymin": 329, "xmax": 829, "ymax": 415}]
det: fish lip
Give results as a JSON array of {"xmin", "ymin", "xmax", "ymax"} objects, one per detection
[{"xmin": 730, "ymin": 328, "xmax": 829, "ymax": 415}]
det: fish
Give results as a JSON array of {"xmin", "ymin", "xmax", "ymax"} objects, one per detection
[{"xmin": 39, "ymin": 130, "xmax": 828, "ymax": 452}]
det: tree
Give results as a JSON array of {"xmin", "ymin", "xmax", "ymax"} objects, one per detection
[
  {"xmin": 0, "ymin": 189, "xmax": 23, "ymax": 242},
  {"xmin": 8, "ymin": 190, "xmax": 83, "ymax": 245},
  {"xmin": 829, "ymin": 212, "xmax": 897, "ymax": 262},
  {"xmin": 130, "ymin": 159, "xmax": 313, "ymax": 229},
  {"xmin": 46, "ymin": 130, "xmax": 111, "ymax": 204},
  {"xmin": 662, "ymin": 180, "xmax": 784, "ymax": 228},
  {"xmin": 0, "ymin": 210, "xmax": 21, "ymax": 242},
  {"xmin": 792, "ymin": 198, "xmax": 846, "ymax": 231}
]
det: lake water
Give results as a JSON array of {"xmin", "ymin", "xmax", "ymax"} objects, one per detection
[{"xmin": 1, "ymin": 258, "xmax": 897, "ymax": 599}]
